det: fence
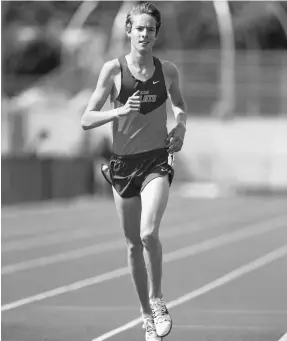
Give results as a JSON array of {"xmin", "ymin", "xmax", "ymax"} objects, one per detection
[
  {"xmin": 3, "ymin": 49, "xmax": 287, "ymax": 154},
  {"xmin": 2, "ymin": 49, "xmax": 287, "ymax": 204},
  {"xmin": 158, "ymin": 49, "xmax": 287, "ymax": 116},
  {"xmin": 1, "ymin": 156, "xmax": 108, "ymax": 205}
]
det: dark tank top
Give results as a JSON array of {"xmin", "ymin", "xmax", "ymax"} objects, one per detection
[{"xmin": 112, "ymin": 56, "xmax": 169, "ymax": 155}]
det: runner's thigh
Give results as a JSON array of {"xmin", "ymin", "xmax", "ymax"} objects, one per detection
[
  {"xmin": 140, "ymin": 175, "xmax": 169, "ymax": 235},
  {"xmin": 112, "ymin": 187, "xmax": 142, "ymax": 244}
]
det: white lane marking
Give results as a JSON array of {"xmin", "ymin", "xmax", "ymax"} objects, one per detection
[
  {"xmin": 44, "ymin": 306, "xmax": 137, "ymax": 312},
  {"xmin": 278, "ymin": 333, "xmax": 287, "ymax": 341},
  {"xmin": 2, "ymin": 197, "xmax": 283, "ymax": 240},
  {"xmin": 1, "ymin": 203, "xmax": 250, "ymax": 251},
  {"xmin": 2, "ymin": 213, "xmax": 285, "ymax": 274},
  {"xmin": 185, "ymin": 309, "xmax": 287, "ymax": 315},
  {"xmin": 1, "ymin": 193, "xmax": 205, "ymax": 219},
  {"xmin": 2, "ymin": 215, "xmax": 286, "ymax": 311},
  {"xmin": 1, "ymin": 207, "xmax": 115, "ymax": 240},
  {"xmin": 91, "ymin": 244, "xmax": 287, "ymax": 341},
  {"xmin": 2, "ymin": 213, "xmax": 209, "ymax": 252},
  {"xmin": 1, "ymin": 267, "xmax": 129, "ymax": 312},
  {"xmin": 2, "ymin": 240, "xmax": 124, "ymax": 275},
  {"xmin": 1, "ymin": 199, "xmax": 103, "ymax": 219},
  {"xmin": 1, "ymin": 212, "xmax": 240, "ymax": 274},
  {"xmin": 2, "ymin": 227, "xmax": 119, "ymax": 252},
  {"xmin": 173, "ymin": 324, "xmax": 279, "ymax": 331},
  {"xmin": 2, "ymin": 217, "xmax": 219, "ymax": 274},
  {"xmin": 0, "ymin": 196, "xmax": 238, "ymax": 238}
]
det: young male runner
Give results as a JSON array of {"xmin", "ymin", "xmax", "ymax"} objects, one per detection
[{"xmin": 81, "ymin": 2, "xmax": 187, "ymax": 340}]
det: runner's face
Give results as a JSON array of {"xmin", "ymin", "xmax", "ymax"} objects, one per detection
[{"xmin": 128, "ymin": 14, "xmax": 157, "ymax": 52}]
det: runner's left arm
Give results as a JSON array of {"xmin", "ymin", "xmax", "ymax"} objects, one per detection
[{"xmin": 165, "ymin": 62, "xmax": 187, "ymax": 153}]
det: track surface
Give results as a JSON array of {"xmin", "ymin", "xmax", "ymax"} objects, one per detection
[{"xmin": 2, "ymin": 189, "xmax": 287, "ymax": 341}]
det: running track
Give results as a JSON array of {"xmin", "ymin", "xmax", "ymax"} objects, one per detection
[{"xmin": 2, "ymin": 188, "xmax": 287, "ymax": 341}]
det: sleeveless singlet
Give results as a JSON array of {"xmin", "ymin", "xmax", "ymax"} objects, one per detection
[{"xmin": 112, "ymin": 56, "xmax": 168, "ymax": 155}]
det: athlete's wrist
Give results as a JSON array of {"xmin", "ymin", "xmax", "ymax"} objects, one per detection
[
  {"xmin": 176, "ymin": 121, "xmax": 186, "ymax": 131},
  {"xmin": 115, "ymin": 107, "xmax": 123, "ymax": 118},
  {"xmin": 175, "ymin": 112, "xmax": 187, "ymax": 131}
]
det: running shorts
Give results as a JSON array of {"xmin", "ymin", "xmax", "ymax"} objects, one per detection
[{"xmin": 101, "ymin": 148, "xmax": 174, "ymax": 198}]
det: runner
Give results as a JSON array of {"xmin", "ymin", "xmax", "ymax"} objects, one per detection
[{"xmin": 81, "ymin": 2, "xmax": 187, "ymax": 340}]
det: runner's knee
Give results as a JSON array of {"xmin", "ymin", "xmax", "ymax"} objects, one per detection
[
  {"xmin": 126, "ymin": 237, "xmax": 143, "ymax": 253},
  {"xmin": 141, "ymin": 229, "xmax": 160, "ymax": 249}
]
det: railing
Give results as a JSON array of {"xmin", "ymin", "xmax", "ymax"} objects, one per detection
[
  {"xmin": 158, "ymin": 49, "xmax": 287, "ymax": 116},
  {"xmin": 2, "ymin": 49, "xmax": 286, "ymax": 157}
]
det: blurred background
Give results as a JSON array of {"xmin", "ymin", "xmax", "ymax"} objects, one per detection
[{"xmin": 2, "ymin": 0, "xmax": 287, "ymax": 205}]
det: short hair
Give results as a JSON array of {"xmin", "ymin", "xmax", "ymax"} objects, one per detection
[{"xmin": 125, "ymin": 2, "xmax": 162, "ymax": 36}]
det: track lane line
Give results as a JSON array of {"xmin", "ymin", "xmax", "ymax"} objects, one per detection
[
  {"xmin": 3, "ymin": 197, "xmax": 284, "ymax": 238},
  {"xmin": 2, "ymin": 214, "xmax": 286, "ymax": 312},
  {"xmin": 1, "ymin": 209, "xmax": 260, "ymax": 274},
  {"xmin": 1, "ymin": 209, "xmax": 118, "ymax": 240},
  {"xmin": 2, "ymin": 227, "xmax": 119, "ymax": 252},
  {"xmin": 1, "ymin": 197, "xmax": 245, "ymax": 240},
  {"xmin": 1, "ymin": 198, "xmax": 112, "ymax": 219},
  {"xmin": 1, "ymin": 211, "xmax": 222, "ymax": 253},
  {"xmin": 278, "ymin": 333, "xmax": 287, "ymax": 341},
  {"xmin": 1, "ymin": 207, "xmax": 279, "ymax": 252},
  {"xmin": 171, "ymin": 324, "xmax": 280, "ymax": 331},
  {"xmin": 2, "ymin": 196, "xmax": 284, "ymax": 219},
  {"xmin": 1, "ymin": 220, "xmax": 208, "ymax": 274},
  {"xmin": 3, "ymin": 213, "xmax": 287, "ymax": 274},
  {"xmin": 91, "ymin": 244, "xmax": 287, "ymax": 341}
]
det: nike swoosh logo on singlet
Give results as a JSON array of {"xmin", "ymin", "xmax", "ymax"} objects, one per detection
[{"xmin": 153, "ymin": 80, "xmax": 160, "ymax": 84}]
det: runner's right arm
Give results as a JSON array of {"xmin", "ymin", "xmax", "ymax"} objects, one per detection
[{"xmin": 81, "ymin": 61, "xmax": 140, "ymax": 130}]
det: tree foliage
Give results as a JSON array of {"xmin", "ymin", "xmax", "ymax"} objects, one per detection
[
  {"xmin": 232, "ymin": 1, "xmax": 287, "ymax": 49},
  {"xmin": 2, "ymin": 1, "xmax": 286, "ymax": 88}
]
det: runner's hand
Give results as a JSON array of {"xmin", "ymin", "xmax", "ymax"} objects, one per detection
[
  {"xmin": 117, "ymin": 90, "xmax": 141, "ymax": 117},
  {"xmin": 165, "ymin": 123, "xmax": 186, "ymax": 153}
]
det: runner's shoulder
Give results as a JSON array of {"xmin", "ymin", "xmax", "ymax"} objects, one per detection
[
  {"xmin": 159, "ymin": 59, "xmax": 179, "ymax": 79},
  {"xmin": 100, "ymin": 58, "xmax": 121, "ymax": 78}
]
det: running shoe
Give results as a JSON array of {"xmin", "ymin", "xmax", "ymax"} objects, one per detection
[
  {"xmin": 142, "ymin": 316, "xmax": 162, "ymax": 341},
  {"xmin": 150, "ymin": 297, "xmax": 172, "ymax": 337}
]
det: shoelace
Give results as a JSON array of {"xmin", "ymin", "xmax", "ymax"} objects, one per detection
[
  {"xmin": 151, "ymin": 299, "xmax": 168, "ymax": 322},
  {"xmin": 143, "ymin": 319, "xmax": 156, "ymax": 336}
]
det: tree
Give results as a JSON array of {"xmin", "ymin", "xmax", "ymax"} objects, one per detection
[{"xmin": 232, "ymin": 1, "xmax": 287, "ymax": 49}]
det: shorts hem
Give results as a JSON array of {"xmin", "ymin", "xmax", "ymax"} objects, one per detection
[{"xmin": 140, "ymin": 169, "xmax": 174, "ymax": 194}]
